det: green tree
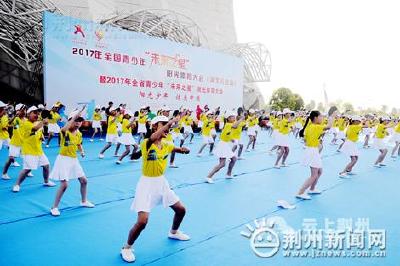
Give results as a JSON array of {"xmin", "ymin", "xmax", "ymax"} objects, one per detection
[
  {"xmin": 305, "ymin": 100, "xmax": 316, "ymax": 110},
  {"xmin": 343, "ymin": 102, "xmax": 354, "ymax": 113},
  {"xmin": 269, "ymin": 87, "xmax": 303, "ymax": 111}
]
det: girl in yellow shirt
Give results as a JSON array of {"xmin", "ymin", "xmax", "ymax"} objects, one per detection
[
  {"xmin": 2, "ymin": 104, "xmax": 26, "ymax": 180},
  {"xmin": 197, "ymin": 112, "xmax": 216, "ymax": 156},
  {"xmin": 90, "ymin": 106, "xmax": 103, "ymax": 142},
  {"xmin": 137, "ymin": 107, "xmax": 149, "ymax": 144},
  {"xmin": 120, "ymin": 115, "xmax": 190, "ymax": 263},
  {"xmin": 339, "ymin": 116, "xmax": 367, "ymax": 178},
  {"xmin": 205, "ymin": 112, "xmax": 245, "ymax": 183},
  {"xmin": 390, "ymin": 120, "xmax": 400, "ymax": 158},
  {"xmin": 45, "ymin": 104, "xmax": 62, "ymax": 148},
  {"xmin": 98, "ymin": 107, "xmax": 120, "ymax": 159},
  {"xmin": 49, "ymin": 107, "xmax": 94, "ymax": 216},
  {"xmin": 115, "ymin": 111, "xmax": 139, "ymax": 164},
  {"xmin": 297, "ymin": 110, "xmax": 334, "ymax": 200},
  {"xmin": 274, "ymin": 108, "xmax": 293, "ymax": 168},
  {"xmin": 373, "ymin": 117, "xmax": 391, "ymax": 167},
  {"xmin": 268, "ymin": 112, "xmax": 282, "ymax": 155}
]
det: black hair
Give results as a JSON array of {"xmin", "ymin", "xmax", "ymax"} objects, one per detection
[
  {"xmin": 108, "ymin": 101, "xmax": 113, "ymax": 105},
  {"xmin": 299, "ymin": 110, "xmax": 320, "ymax": 138}
]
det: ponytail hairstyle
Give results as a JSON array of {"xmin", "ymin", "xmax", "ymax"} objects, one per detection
[{"xmin": 299, "ymin": 110, "xmax": 320, "ymax": 138}]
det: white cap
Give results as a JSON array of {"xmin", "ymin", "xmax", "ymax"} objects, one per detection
[
  {"xmin": 162, "ymin": 106, "xmax": 172, "ymax": 111},
  {"xmin": 283, "ymin": 108, "xmax": 291, "ymax": 114},
  {"xmin": 277, "ymin": 111, "xmax": 283, "ymax": 116},
  {"xmin": 227, "ymin": 111, "xmax": 237, "ymax": 118},
  {"xmin": 15, "ymin": 103, "xmax": 25, "ymax": 111},
  {"xmin": 206, "ymin": 111, "xmax": 214, "ymax": 115},
  {"xmin": 140, "ymin": 105, "xmax": 147, "ymax": 109},
  {"xmin": 95, "ymin": 105, "xmax": 101, "ymax": 109},
  {"xmin": 125, "ymin": 110, "xmax": 134, "ymax": 117},
  {"xmin": 151, "ymin": 115, "xmax": 169, "ymax": 125},
  {"xmin": 352, "ymin": 115, "xmax": 362, "ymax": 121},
  {"xmin": 27, "ymin": 106, "xmax": 38, "ymax": 113},
  {"xmin": 68, "ymin": 110, "xmax": 82, "ymax": 120},
  {"xmin": 249, "ymin": 108, "xmax": 255, "ymax": 113},
  {"xmin": 0, "ymin": 101, "xmax": 7, "ymax": 108},
  {"xmin": 381, "ymin": 116, "xmax": 390, "ymax": 121},
  {"xmin": 38, "ymin": 104, "xmax": 45, "ymax": 109}
]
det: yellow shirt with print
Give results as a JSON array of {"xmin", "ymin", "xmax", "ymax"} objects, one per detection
[
  {"xmin": 279, "ymin": 118, "xmax": 290, "ymax": 135},
  {"xmin": 121, "ymin": 118, "xmax": 132, "ymax": 133},
  {"xmin": 231, "ymin": 121, "xmax": 246, "ymax": 140},
  {"xmin": 375, "ymin": 124, "xmax": 386, "ymax": 139},
  {"xmin": 346, "ymin": 124, "xmax": 362, "ymax": 142},
  {"xmin": 107, "ymin": 116, "xmax": 118, "ymax": 134},
  {"xmin": 304, "ymin": 124, "xmax": 325, "ymax": 148},
  {"xmin": 202, "ymin": 118, "xmax": 215, "ymax": 137},
  {"xmin": 21, "ymin": 120, "xmax": 43, "ymax": 156},
  {"xmin": 93, "ymin": 112, "xmax": 102, "ymax": 121},
  {"xmin": 220, "ymin": 122, "xmax": 233, "ymax": 142},
  {"xmin": 59, "ymin": 130, "xmax": 82, "ymax": 158},
  {"xmin": 49, "ymin": 111, "xmax": 61, "ymax": 124},
  {"xmin": 246, "ymin": 116, "xmax": 257, "ymax": 127},
  {"xmin": 0, "ymin": 115, "xmax": 9, "ymax": 140},
  {"xmin": 395, "ymin": 123, "xmax": 400, "ymax": 133},
  {"xmin": 138, "ymin": 113, "xmax": 147, "ymax": 124},
  {"xmin": 337, "ymin": 118, "xmax": 346, "ymax": 131},
  {"xmin": 10, "ymin": 117, "xmax": 25, "ymax": 146},
  {"xmin": 141, "ymin": 139, "xmax": 174, "ymax": 177}
]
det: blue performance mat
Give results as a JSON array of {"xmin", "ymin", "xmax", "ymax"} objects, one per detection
[{"xmin": 0, "ymin": 131, "xmax": 398, "ymax": 266}]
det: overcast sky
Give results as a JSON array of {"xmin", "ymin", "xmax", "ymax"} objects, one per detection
[{"xmin": 233, "ymin": 0, "xmax": 400, "ymax": 109}]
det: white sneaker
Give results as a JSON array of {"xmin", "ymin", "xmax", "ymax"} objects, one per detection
[
  {"xmin": 196, "ymin": 153, "xmax": 202, "ymax": 157},
  {"xmin": 90, "ymin": 139, "xmax": 94, "ymax": 142},
  {"xmin": 205, "ymin": 178, "xmax": 214, "ymax": 184},
  {"xmin": 225, "ymin": 175, "xmax": 234, "ymax": 179},
  {"xmin": 296, "ymin": 194, "xmax": 311, "ymax": 200},
  {"xmin": 113, "ymin": 154, "xmax": 119, "ymax": 157},
  {"xmin": 27, "ymin": 172, "xmax": 34, "ymax": 177},
  {"xmin": 245, "ymin": 149, "xmax": 250, "ymax": 152},
  {"xmin": 274, "ymin": 165, "xmax": 280, "ymax": 169},
  {"xmin": 120, "ymin": 247, "xmax": 135, "ymax": 263},
  {"xmin": 2, "ymin": 174, "xmax": 10, "ymax": 180},
  {"xmin": 308, "ymin": 189, "xmax": 322, "ymax": 195},
  {"xmin": 374, "ymin": 164, "xmax": 381, "ymax": 168},
  {"xmin": 169, "ymin": 164, "xmax": 178, "ymax": 168},
  {"xmin": 346, "ymin": 171, "xmax": 356, "ymax": 176},
  {"xmin": 99, "ymin": 154, "xmax": 105, "ymax": 159},
  {"xmin": 168, "ymin": 230, "xmax": 190, "ymax": 241},
  {"xmin": 99, "ymin": 138, "xmax": 104, "ymax": 141},
  {"xmin": 45, "ymin": 145, "xmax": 49, "ymax": 148},
  {"xmin": 379, "ymin": 163, "xmax": 386, "ymax": 167},
  {"xmin": 80, "ymin": 201, "xmax": 95, "ymax": 208},
  {"xmin": 116, "ymin": 160, "xmax": 122, "ymax": 165},
  {"xmin": 12, "ymin": 185, "xmax": 20, "ymax": 192},
  {"xmin": 281, "ymin": 163, "xmax": 288, "ymax": 167},
  {"xmin": 339, "ymin": 172, "xmax": 348, "ymax": 178},
  {"xmin": 50, "ymin": 208, "xmax": 60, "ymax": 216},
  {"xmin": 43, "ymin": 181, "xmax": 56, "ymax": 187},
  {"xmin": 12, "ymin": 161, "xmax": 20, "ymax": 167}
]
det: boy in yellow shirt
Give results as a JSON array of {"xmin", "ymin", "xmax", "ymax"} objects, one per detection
[{"xmin": 0, "ymin": 101, "xmax": 10, "ymax": 150}]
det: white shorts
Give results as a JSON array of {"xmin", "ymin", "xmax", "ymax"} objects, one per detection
[
  {"xmin": 198, "ymin": 121, "xmax": 203, "ymax": 128},
  {"xmin": 131, "ymin": 176, "xmax": 180, "ymax": 213},
  {"xmin": 373, "ymin": 138, "xmax": 387, "ymax": 150},
  {"xmin": 272, "ymin": 131, "xmax": 281, "ymax": 145},
  {"xmin": 23, "ymin": 154, "xmax": 50, "ymax": 170},
  {"xmin": 183, "ymin": 125, "xmax": 193, "ymax": 134},
  {"xmin": 106, "ymin": 133, "xmax": 119, "ymax": 144},
  {"xmin": 337, "ymin": 131, "xmax": 346, "ymax": 140},
  {"xmin": 295, "ymin": 122, "xmax": 303, "ymax": 129},
  {"xmin": 214, "ymin": 141, "xmax": 235, "ymax": 159},
  {"xmin": 118, "ymin": 133, "xmax": 136, "ymax": 145},
  {"xmin": 277, "ymin": 133, "xmax": 290, "ymax": 147},
  {"xmin": 50, "ymin": 155, "xmax": 85, "ymax": 181},
  {"xmin": 232, "ymin": 138, "xmax": 243, "ymax": 146},
  {"xmin": 328, "ymin": 127, "xmax": 338, "ymax": 135},
  {"xmin": 210, "ymin": 128, "xmax": 217, "ymax": 136},
  {"xmin": 0, "ymin": 138, "xmax": 10, "ymax": 150},
  {"xmin": 362, "ymin": 128, "xmax": 372, "ymax": 136},
  {"xmin": 341, "ymin": 140, "xmax": 359, "ymax": 157},
  {"xmin": 48, "ymin": 123, "xmax": 61, "ymax": 134},
  {"xmin": 247, "ymin": 126, "xmax": 256, "ymax": 136},
  {"xmin": 92, "ymin": 120, "xmax": 102, "ymax": 129},
  {"xmin": 390, "ymin": 132, "xmax": 400, "ymax": 142},
  {"xmin": 219, "ymin": 122, "xmax": 224, "ymax": 131},
  {"xmin": 137, "ymin": 123, "xmax": 147, "ymax": 134},
  {"xmin": 171, "ymin": 132, "xmax": 184, "ymax": 142},
  {"xmin": 301, "ymin": 147, "xmax": 322, "ymax": 168},
  {"xmin": 9, "ymin": 144, "xmax": 21, "ymax": 157},
  {"xmin": 202, "ymin": 135, "xmax": 214, "ymax": 144},
  {"xmin": 387, "ymin": 128, "xmax": 394, "ymax": 136}
]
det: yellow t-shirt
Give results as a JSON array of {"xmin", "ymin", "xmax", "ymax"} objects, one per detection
[
  {"xmin": 346, "ymin": 124, "xmax": 362, "ymax": 142},
  {"xmin": 0, "ymin": 115, "xmax": 9, "ymax": 140},
  {"xmin": 279, "ymin": 118, "xmax": 290, "ymax": 135},
  {"xmin": 202, "ymin": 118, "xmax": 215, "ymax": 137},
  {"xmin": 121, "ymin": 118, "xmax": 132, "ymax": 134},
  {"xmin": 272, "ymin": 117, "xmax": 280, "ymax": 130},
  {"xmin": 141, "ymin": 139, "xmax": 174, "ymax": 177},
  {"xmin": 107, "ymin": 116, "xmax": 118, "ymax": 134},
  {"xmin": 10, "ymin": 117, "xmax": 24, "ymax": 147},
  {"xmin": 138, "ymin": 113, "xmax": 147, "ymax": 124},
  {"xmin": 93, "ymin": 112, "xmax": 102, "ymax": 121},
  {"xmin": 337, "ymin": 118, "xmax": 346, "ymax": 131},
  {"xmin": 21, "ymin": 120, "xmax": 43, "ymax": 156},
  {"xmin": 220, "ymin": 122, "xmax": 233, "ymax": 142},
  {"xmin": 395, "ymin": 123, "xmax": 400, "ymax": 133},
  {"xmin": 59, "ymin": 130, "xmax": 82, "ymax": 158},
  {"xmin": 375, "ymin": 124, "xmax": 386, "ymax": 139},
  {"xmin": 183, "ymin": 116, "xmax": 193, "ymax": 126},
  {"xmin": 231, "ymin": 121, "xmax": 246, "ymax": 140},
  {"xmin": 246, "ymin": 116, "xmax": 257, "ymax": 127},
  {"xmin": 49, "ymin": 111, "xmax": 61, "ymax": 124},
  {"xmin": 304, "ymin": 123, "xmax": 325, "ymax": 148}
]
